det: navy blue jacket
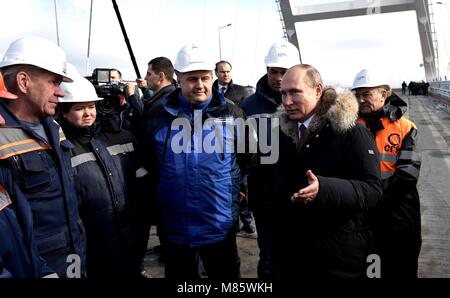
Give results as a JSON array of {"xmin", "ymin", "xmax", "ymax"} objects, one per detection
[
  {"xmin": 0, "ymin": 103, "xmax": 86, "ymax": 278},
  {"xmin": 59, "ymin": 118, "xmax": 142, "ymax": 277},
  {"xmin": 0, "ymin": 180, "xmax": 54, "ymax": 278}
]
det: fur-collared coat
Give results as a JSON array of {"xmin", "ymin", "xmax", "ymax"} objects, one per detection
[{"xmin": 275, "ymin": 87, "xmax": 383, "ymax": 279}]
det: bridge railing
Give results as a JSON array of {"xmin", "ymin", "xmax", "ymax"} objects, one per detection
[{"xmin": 430, "ymin": 81, "xmax": 450, "ymax": 100}]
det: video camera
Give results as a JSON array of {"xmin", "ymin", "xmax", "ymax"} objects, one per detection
[{"xmin": 87, "ymin": 68, "xmax": 128, "ymax": 115}]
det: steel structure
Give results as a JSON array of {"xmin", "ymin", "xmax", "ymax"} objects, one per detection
[{"xmin": 279, "ymin": 0, "xmax": 438, "ymax": 81}]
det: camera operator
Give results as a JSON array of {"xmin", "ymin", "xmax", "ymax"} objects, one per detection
[{"xmin": 94, "ymin": 68, "xmax": 143, "ymax": 136}]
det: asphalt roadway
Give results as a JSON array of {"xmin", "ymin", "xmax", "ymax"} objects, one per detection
[
  {"xmin": 143, "ymin": 90, "xmax": 450, "ymax": 278},
  {"xmin": 404, "ymin": 91, "xmax": 450, "ymax": 278}
]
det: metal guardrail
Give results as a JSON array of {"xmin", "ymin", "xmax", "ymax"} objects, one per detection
[{"xmin": 430, "ymin": 81, "xmax": 450, "ymax": 99}]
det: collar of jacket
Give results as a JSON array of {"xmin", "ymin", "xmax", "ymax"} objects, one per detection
[
  {"xmin": 58, "ymin": 117, "xmax": 101, "ymax": 142},
  {"xmin": 151, "ymin": 84, "xmax": 176, "ymax": 103},
  {"xmin": 359, "ymin": 108, "xmax": 385, "ymax": 136},
  {"xmin": 162, "ymin": 88, "xmax": 228, "ymax": 118},
  {"xmin": 0, "ymin": 101, "xmax": 63, "ymax": 145},
  {"xmin": 0, "ymin": 101, "xmax": 27, "ymax": 128},
  {"xmin": 277, "ymin": 87, "xmax": 359, "ymax": 143},
  {"xmin": 255, "ymin": 74, "xmax": 282, "ymax": 107},
  {"xmin": 382, "ymin": 93, "xmax": 407, "ymax": 122},
  {"xmin": 212, "ymin": 79, "xmax": 235, "ymax": 92}
]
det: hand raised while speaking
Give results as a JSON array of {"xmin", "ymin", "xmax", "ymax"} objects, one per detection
[{"xmin": 290, "ymin": 170, "xmax": 319, "ymax": 205}]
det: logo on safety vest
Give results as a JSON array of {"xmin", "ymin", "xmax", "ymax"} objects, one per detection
[{"xmin": 385, "ymin": 133, "xmax": 400, "ymax": 153}]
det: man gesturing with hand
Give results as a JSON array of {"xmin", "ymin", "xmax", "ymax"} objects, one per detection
[
  {"xmin": 290, "ymin": 170, "xmax": 318, "ymax": 204},
  {"xmin": 275, "ymin": 64, "xmax": 382, "ymax": 279}
]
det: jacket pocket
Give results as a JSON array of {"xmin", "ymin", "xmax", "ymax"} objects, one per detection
[
  {"xmin": 20, "ymin": 153, "xmax": 51, "ymax": 193},
  {"xmin": 36, "ymin": 230, "xmax": 68, "ymax": 254}
]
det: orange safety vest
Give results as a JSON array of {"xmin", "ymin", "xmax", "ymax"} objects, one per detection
[{"xmin": 358, "ymin": 117, "xmax": 415, "ymax": 179}]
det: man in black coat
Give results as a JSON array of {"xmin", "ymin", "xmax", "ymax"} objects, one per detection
[
  {"xmin": 142, "ymin": 57, "xmax": 177, "ymax": 273},
  {"xmin": 213, "ymin": 60, "xmax": 253, "ymax": 104},
  {"xmin": 276, "ymin": 64, "xmax": 383, "ymax": 278}
]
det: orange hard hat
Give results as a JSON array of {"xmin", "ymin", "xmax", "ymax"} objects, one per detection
[{"xmin": 0, "ymin": 72, "xmax": 17, "ymax": 99}]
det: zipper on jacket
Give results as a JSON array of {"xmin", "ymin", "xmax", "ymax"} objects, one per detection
[
  {"xmin": 11, "ymin": 155, "xmax": 25, "ymax": 188},
  {"xmin": 220, "ymin": 123, "xmax": 225, "ymax": 161}
]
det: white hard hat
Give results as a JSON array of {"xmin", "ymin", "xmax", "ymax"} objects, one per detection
[
  {"xmin": 0, "ymin": 37, "xmax": 73, "ymax": 82},
  {"xmin": 351, "ymin": 69, "xmax": 390, "ymax": 90},
  {"xmin": 174, "ymin": 44, "xmax": 215, "ymax": 73},
  {"xmin": 59, "ymin": 65, "xmax": 102, "ymax": 103},
  {"xmin": 264, "ymin": 41, "xmax": 300, "ymax": 69}
]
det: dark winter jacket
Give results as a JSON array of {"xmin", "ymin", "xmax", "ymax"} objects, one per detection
[
  {"xmin": 58, "ymin": 118, "xmax": 142, "ymax": 277},
  {"xmin": 0, "ymin": 181, "xmax": 55, "ymax": 278},
  {"xmin": 276, "ymin": 87, "xmax": 383, "ymax": 279},
  {"xmin": 213, "ymin": 79, "xmax": 254, "ymax": 104},
  {"xmin": 0, "ymin": 102, "xmax": 87, "ymax": 278},
  {"xmin": 239, "ymin": 74, "xmax": 282, "ymax": 212},
  {"xmin": 358, "ymin": 93, "xmax": 422, "ymax": 277},
  {"xmin": 144, "ymin": 89, "xmax": 257, "ymax": 247},
  {"xmin": 144, "ymin": 84, "xmax": 176, "ymax": 115},
  {"xmin": 139, "ymin": 84, "xmax": 177, "ymax": 225}
]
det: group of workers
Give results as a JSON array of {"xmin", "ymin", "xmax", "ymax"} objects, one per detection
[{"xmin": 0, "ymin": 36, "xmax": 421, "ymax": 279}]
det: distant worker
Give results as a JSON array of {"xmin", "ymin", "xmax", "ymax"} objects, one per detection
[
  {"xmin": 143, "ymin": 44, "xmax": 256, "ymax": 279},
  {"xmin": 408, "ymin": 81, "xmax": 413, "ymax": 95},
  {"xmin": 57, "ymin": 66, "xmax": 144, "ymax": 278},
  {"xmin": 421, "ymin": 80, "xmax": 429, "ymax": 96},
  {"xmin": 401, "ymin": 81, "xmax": 407, "ymax": 95},
  {"xmin": 239, "ymin": 41, "xmax": 300, "ymax": 279},
  {"xmin": 213, "ymin": 60, "xmax": 253, "ymax": 104},
  {"xmin": 352, "ymin": 69, "xmax": 422, "ymax": 278},
  {"xmin": 0, "ymin": 37, "xmax": 86, "ymax": 278}
]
